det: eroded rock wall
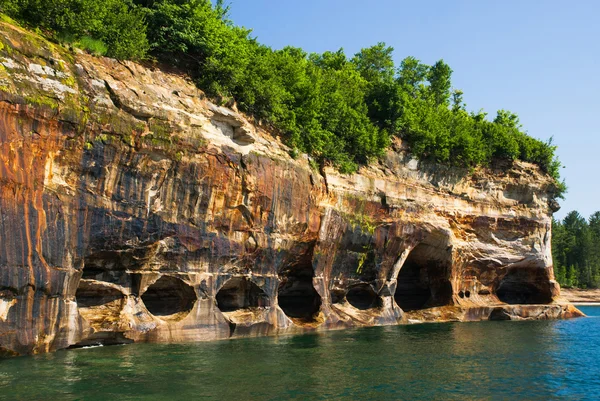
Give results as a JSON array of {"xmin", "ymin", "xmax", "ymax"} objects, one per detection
[{"xmin": 0, "ymin": 22, "xmax": 581, "ymax": 356}]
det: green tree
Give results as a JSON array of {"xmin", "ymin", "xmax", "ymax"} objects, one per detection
[
  {"xmin": 494, "ymin": 109, "xmax": 521, "ymax": 129},
  {"xmin": 144, "ymin": 0, "xmax": 253, "ymax": 97},
  {"xmin": 588, "ymin": 212, "xmax": 600, "ymax": 287},
  {"xmin": 351, "ymin": 43, "xmax": 400, "ymax": 132},
  {"xmin": 428, "ymin": 60, "xmax": 452, "ymax": 106},
  {"xmin": 397, "ymin": 56, "xmax": 429, "ymax": 98},
  {"xmin": 552, "ymin": 211, "xmax": 600, "ymax": 288},
  {"xmin": 552, "ymin": 217, "xmax": 568, "ymax": 286},
  {"xmin": 452, "ymin": 89, "xmax": 466, "ymax": 113},
  {"xmin": 0, "ymin": 0, "xmax": 566, "ymax": 188},
  {"xmin": 352, "ymin": 42, "xmax": 395, "ymax": 83},
  {"xmin": 0, "ymin": 0, "xmax": 149, "ymax": 59}
]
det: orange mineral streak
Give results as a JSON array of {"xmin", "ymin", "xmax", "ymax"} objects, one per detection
[
  {"xmin": 0, "ymin": 104, "xmax": 60, "ymax": 283},
  {"xmin": 0, "ymin": 19, "xmax": 580, "ymax": 356}
]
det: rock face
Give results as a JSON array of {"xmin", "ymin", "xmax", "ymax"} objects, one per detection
[{"xmin": 0, "ymin": 22, "xmax": 582, "ymax": 356}]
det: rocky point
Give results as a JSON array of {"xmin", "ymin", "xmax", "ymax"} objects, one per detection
[{"xmin": 0, "ymin": 21, "xmax": 581, "ymax": 356}]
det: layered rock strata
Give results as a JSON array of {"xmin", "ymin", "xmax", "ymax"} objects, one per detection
[{"xmin": 0, "ymin": 21, "xmax": 581, "ymax": 356}]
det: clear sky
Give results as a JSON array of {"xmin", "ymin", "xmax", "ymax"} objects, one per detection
[{"xmin": 223, "ymin": 0, "xmax": 599, "ymax": 220}]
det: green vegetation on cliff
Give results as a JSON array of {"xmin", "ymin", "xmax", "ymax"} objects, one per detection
[
  {"xmin": 0, "ymin": 0, "xmax": 565, "ymax": 195},
  {"xmin": 0, "ymin": 0, "xmax": 148, "ymax": 59},
  {"xmin": 553, "ymin": 211, "xmax": 600, "ymax": 289}
]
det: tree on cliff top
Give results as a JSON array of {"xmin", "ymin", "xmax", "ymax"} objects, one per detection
[
  {"xmin": 0, "ymin": 0, "xmax": 149, "ymax": 59},
  {"xmin": 0, "ymin": 0, "xmax": 566, "ymax": 196}
]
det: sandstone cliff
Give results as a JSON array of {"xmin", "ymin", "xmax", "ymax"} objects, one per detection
[{"xmin": 0, "ymin": 21, "xmax": 581, "ymax": 356}]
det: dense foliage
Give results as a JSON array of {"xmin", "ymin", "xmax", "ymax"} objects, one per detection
[
  {"xmin": 553, "ymin": 211, "xmax": 600, "ymax": 289},
  {"xmin": 0, "ymin": 0, "xmax": 565, "ymax": 192},
  {"xmin": 0, "ymin": 0, "xmax": 149, "ymax": 59}
]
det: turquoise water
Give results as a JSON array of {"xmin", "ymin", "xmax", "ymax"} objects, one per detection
[{"xmin": 1, "ymin": 306, "xmax": 599, "ymax": 400}]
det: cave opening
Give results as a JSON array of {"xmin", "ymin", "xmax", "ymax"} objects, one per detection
[
  {"xmin": 76, "ymin": 281, "xmax": 124, "ymax": 309},
  {"xmin": 216, "ymin": 277, "xmax": 270, "ymax": 312},
  {"xmin": 278, "ymin": 275, "xmax": 321, "ymax": 321},
  {"xmin": 141, "ymin": 276, "xmax": 197, "ymax": 317},
  {"xmin": 68, "ymin": 332, "xmax": 134, "ymax": 349},
  {"xmin": 330, "ymin": 288, "xmax": 346, "ymax": 304},
  {"xmin": 75, "ymin": 279, "xmax": 126, "ymax": 333},
  {"xmin": 496, "ymin": 269, "xmax": 553, "ymax": 304},
  {"xmin": 394, "ymin": 237, "xmax": 453, "ymax": 312},
  {"xmin": 346, "ymin": 284, "xmax": 380, "ymax": 310},
  {"xmin": 278, "ymin": 262, "xmax": 322, "ymax": 323}
]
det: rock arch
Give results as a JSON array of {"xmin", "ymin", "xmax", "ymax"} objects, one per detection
[
  {"xmin": 216, "ymin": 277, "xmax": 270, "ymax": 312},
  {"xmin": 278, "ymin": 260, "xmax": 322, "ymax": 325},
  {"xmin": 496, "ymin": 268, "xmax": 553, "ymax": 304},
  {"xmin": 346, "ymin": 283, "xmax": 380, "ymax": 310},
  {"xmin": 76, "ymin": 280, "xmax": 125, "ymax": 321},
  {"xmin": 394, "ymin": 232, "xmax": 453, "ymax": 311},
  {"xmin": 141, "ymin": 276, "xmax": 197, "ymax": 319},
  {"xmin": 75, "ymin": 279, "xmax": 128, "ymax": 345}
]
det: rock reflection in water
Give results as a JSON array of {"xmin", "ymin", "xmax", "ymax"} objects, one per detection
[{"xmin": 1, "ymin": 308, "xmax": 600, "ymax": 399}]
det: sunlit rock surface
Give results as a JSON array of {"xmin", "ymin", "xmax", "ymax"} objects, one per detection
[{"xmin": 0, "ymin": 21, "xmax": 582, "ymax": 356}]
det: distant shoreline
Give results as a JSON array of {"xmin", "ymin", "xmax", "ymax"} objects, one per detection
[{"xmin": 560, "ymin": 288, "xmax": 600, "ymax": 305}]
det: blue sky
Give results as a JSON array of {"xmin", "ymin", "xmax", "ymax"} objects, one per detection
[{"xmin": 224, "ymin": 0, "xmax": 599, "ymax": 220}]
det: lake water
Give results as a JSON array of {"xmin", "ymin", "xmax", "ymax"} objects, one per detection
[{"xmin": 1, "ymin": 306, "xmax": 599, "ymax": 400}]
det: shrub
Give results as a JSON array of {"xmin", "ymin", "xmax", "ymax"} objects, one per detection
[
  {"xmin": 75, "ymin": 36, "xmax": 107, "ymax": 56},
  {"xmin": 0, "ymin": 0, "xmax": 565, "ymax": 197}
]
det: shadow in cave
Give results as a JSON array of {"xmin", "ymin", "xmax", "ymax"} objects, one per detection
[
  {"xmin": 76, "ymin": 282, "xmax": 124, "ymax": 308},
  {"xmin": 278, "ymin": 260, "xmax": 322, "ymax": 324},
  {"xmin": 346, "ymin": 284, "xmax": 380, "ymax": 310},
  {"xmin": 141, "ymin": 276, "xmax": 197, "ymax": 318},
  {"xmin": 496, "ymin": 269, "xmax": 553, "ymax": 304},
  {"xmin": 74, "ymin": 279, "xmax": 131, "ymax": 346},
  {"xmin": 394, "ymin": 237, "xmax": 453, "ymax": 312},
  {"xmin": 216, "ymin": 277, "xmax": 270, "ymax": 312}
]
